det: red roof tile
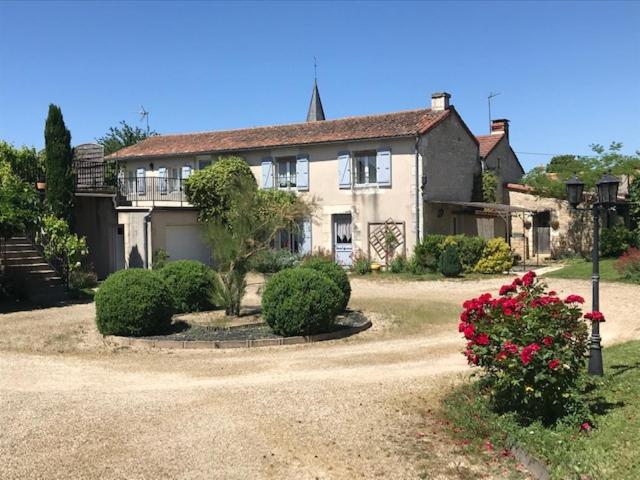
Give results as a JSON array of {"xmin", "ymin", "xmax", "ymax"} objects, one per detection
[
  {"xmin": 476, "ymin": 133, "xmax": 505, "ymax": 158},
  {"xmin": 108, "ymin": 108, "xmax": 451, "ymax": 160}
]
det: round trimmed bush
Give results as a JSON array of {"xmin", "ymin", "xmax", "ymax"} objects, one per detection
[
  {"xmin": 158, "ymin": 260, "xmax": 215, "ymax": 313},
  {"xmin": 301, "ymin": 257, "xmax": 351, "ymax": 311},
  {"xmin": 95, "ymin": 269, "xmax": 173, "ymax": 336},
  {"xmin": 262, "ymin": 268, "xmax": 342, "ymax": 336}
]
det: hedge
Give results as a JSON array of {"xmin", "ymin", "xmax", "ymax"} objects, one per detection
[{"xmin": 158, "ymin": 260, "xmax": 216, "ymax": 313}]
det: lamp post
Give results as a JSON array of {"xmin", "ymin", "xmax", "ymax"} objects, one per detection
[{"xmin": 565, "ymin": 173, "xmax": 620, "ymax": 375}]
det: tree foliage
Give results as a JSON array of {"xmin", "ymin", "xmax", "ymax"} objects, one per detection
[
  {"xmin": 482, "ymin": 170, "xmax": 498, "ymax": 203},
  {"xmin": 44, "ymin": 104, "xmax": 74, "ymax": 224},
  {"xmin": 522, "ymin": 142, "xmax": 640, "ymax": 199},
  {"xmin": 97, "ymin": 121, "xmax": 158, "ymax": 155},
  {"xmin": 0, "ymin": 160, "xmax": 40, "ymax": 241},
  {"xmin": 629, "ymin": 176, "xmax": 640, "ymax": 245},
  {"xmin": 184, "ymin": 156, "xmax": 256, "ymax": 223},
  {"xmin": 0, "ymin": 141, "xmax": 43, "ymax": 184}
]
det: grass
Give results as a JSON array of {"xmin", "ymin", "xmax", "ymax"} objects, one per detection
[
  {"xmin": 440, "ymin": 340, "xmax": 640, "ymax": 479},
  {"xmin": 545, "ymin": 258, "xmax": 630, "ymax": 283}
]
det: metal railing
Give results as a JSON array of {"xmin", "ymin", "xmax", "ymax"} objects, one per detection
[
  {"xmin": 117, "ymin": 177, "xmax": 187, "ymax": 206},
  {"xmin": 74, "ymin": 160, "xmax": 118, "ymax": 193}
]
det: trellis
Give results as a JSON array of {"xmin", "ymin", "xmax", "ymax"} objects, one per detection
[{"xmin": 368, "ymin": 218, "xmax": 404, "ymax": 261}]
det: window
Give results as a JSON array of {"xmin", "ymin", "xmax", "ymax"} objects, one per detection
[
  {"xmin": 158, "ymin": 167, "xmax": 168, "ymax": 194},
  {"xmin": 198, "ymin": 159, "xmax": 212, "ymax": 170},
  {"xmin": 136, "ymin": 168, "xmax": 146, "ymax": 194},
  {"xmin": 276, "ymin": 156, "xmax": 297, "ymax": 188},
  {"xmin": 354, "ymin": 151, "xmax": 377, "ymax": 185}
]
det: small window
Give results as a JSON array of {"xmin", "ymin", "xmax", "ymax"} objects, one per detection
[
  {"xmin": 198, "ymin": 159, "xmax": 212, "ymax": 170},
  {"xmin": 276, "ymin": 156, "xmax": 297, "ymax": 188},
  {"xmin": 354, "ymin": 151, "xmax": 377, "ymax": 185}
]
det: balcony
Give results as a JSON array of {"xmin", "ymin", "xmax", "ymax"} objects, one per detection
[
  {"xmin": 117, "ymin": 176, "xmax": 188, "ymax": 207},
  {"xmin": 74, "ymin": 160, "xmax": 118, "ymax": 193}
]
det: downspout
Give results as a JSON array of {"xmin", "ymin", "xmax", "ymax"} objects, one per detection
[
  {"xmin": 415, "ymin": 134, "xmax": 421, "ymax": 245},
  {"xmin": 143, "ymin": 208, "xmax": 153, "ymax": 269}
]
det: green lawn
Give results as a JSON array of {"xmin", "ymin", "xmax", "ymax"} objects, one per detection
[
  {"xmin": 545, "ymin": 258, "xmax": 628, "ymax": 282},
  {"xmin": 440, "ymin": 340, "xmax": 640, "ymax": 479}
]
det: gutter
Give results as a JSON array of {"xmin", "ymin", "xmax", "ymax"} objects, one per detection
[
  {"xmin": 415, "ymin": 134, "xmax": 421, "ymax": 245},
  {"xmin": 143, "ymin": 208, "xmax": 153, "ymax": 269}
]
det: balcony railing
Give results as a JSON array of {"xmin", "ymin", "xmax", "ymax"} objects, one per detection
[
  {"xmin": 74, "ymin": 160, "xmax": 118, "ymax": 193},
  {"xmin": 117, "ymin": 177, "xmax": 187, "ymax": 206}
]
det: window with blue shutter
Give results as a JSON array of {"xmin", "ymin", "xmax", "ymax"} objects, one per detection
[
  {"xmin": 376, "ymin": 149, "xmax": 392, "ymax": 187},
  {"xmin": 261, "ymin": 157, "xmax": 274, "ymax": 189},
  {"xmin": 296, "ymin": 155, "xmax": 309, "ymax": 191},
  {"xmin": 338, "ymin": 152, "xmax": 351, "ymax": 189},
  {"xmin": 181, "ymin": 165, "xmax": 192, "ymax": 179}
]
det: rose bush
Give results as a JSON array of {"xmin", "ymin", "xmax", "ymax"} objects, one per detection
[{"xmin": 458, "ymin": 270, "xmax": 591, "ymax": 422}]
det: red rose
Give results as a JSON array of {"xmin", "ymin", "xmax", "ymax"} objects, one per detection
[
  {"xmin": 520, "ymin": 343, "xmax": 540, "ymax": 365},
  {"xmin": 463, "ymin": 324, "xmax": 475, "ymax": 339},
  {"xmin": 522, "ymin": 271, "xmax": 536, "ymax": 286},
  {"xmin": 548, "ymin": 359, "xmax": 561, "ymax": 370},
  {"xmin": 584, "ymin": 311, "xmax": 605, "ymax": 322},
  {"xmin": 542, "ymin": 336, "xmax": 554, "ymax": 346},
  {"xmin": 479, "ymin": 293, "xmax": 492, "ymax": 303},
  {"xmin": 499, "ymin": 284, "xmax": 516, "ymax": 295},
  {"xmin": 548, "ymin": 290, "xmax": 557, "ymax": 296},
  {"xmin": 580, "ymin": 422, "xmax": 592, "ymax": 432},
  {"xmin": 564, "ymin": 294, "xmax": 585, "ymax": 304},
  {"xmin": 475, "ymin": 333, "xmax": 490, "ymax": 346},
  {"xmin": 496, "ymin": 351, "xmax": 508, "ymax": 361},
  {"xmin": 512, "ymin": 277, "xmax": 522, "ymax": 286}
]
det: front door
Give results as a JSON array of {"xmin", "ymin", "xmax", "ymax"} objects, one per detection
[{"xmin": 333, "ymin": 214, "xmax": 353, "ymax": 266}]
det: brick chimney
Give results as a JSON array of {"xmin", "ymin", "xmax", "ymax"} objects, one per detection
[
  {"xmin": 431, "ymin": 92, "xmax": 451, "ymax": 111},
  {"xmin": 491, "ymin": 119, "xmax": 509, "ymax": 137}
]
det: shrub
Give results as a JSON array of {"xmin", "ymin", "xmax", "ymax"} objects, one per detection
[
  {"xmin": 152, "ymin": 249, "xmax": 170, "ymax": 270},
  {"xmin": 389, "ymin": 254, "xmax": 407, "ymax": 273},
  {"xmin": 459, "ymin": 271, "xmax": 590, "ymax": 423},
  {"xmin": 438, "ymin": 245, "xmax": 463, "ymax": 277},
  {"xmin": 614, "ymin": 247, "xmax": 640, "ymax": 283},
  {"xmin": 414, "ymin": 234, "xmax": 446, "ymax": 271},
  {"xmin": 482, "ymin": 171, "xmax": 498, "ymax": 203},
  {"xmin": 455, "ymin": 235, "xmax": 487, "ymax": 271},
  {"xmin": 351, "ymin": 250, "xmax": 371, "ymax": 275},
  {"xmin": 301, "ymin": 257, "xmax": 350, "ymax": 312},
  {"xmin": 406, "ymin": 255, "xmax": 426, "ymax": 275},
  {"xmin": 95, "ymin": 269, "xmax": 173, "ymax": 336},
  {"xmin": 474, "ymin": 238, "xmax": 513, "ymax": 273},
  {"xmin": 248, "ymin": 249, "xmax": 300, "ymax": 274},
  {"xmin": 262, "ymin": 268, "xmax": 342, "ymax": 336},
  {"xmin": 158, "ymin": 260, "xmax": 216, "ymax": 313},
  {"xmin": 600, "ymin": 225, "xmax": 633, "ymax": 258},
  {"xmin": 39, "ymin": 214, "xmax": 88, "ymax": 274},
  {"xmin": 68, "ymin": 269, "xmax": 98, "ymax": 290}
]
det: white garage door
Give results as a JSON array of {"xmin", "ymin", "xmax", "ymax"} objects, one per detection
[{"xmin": 165, "ymin": 225, "xmax": 211, "ymax": 265}]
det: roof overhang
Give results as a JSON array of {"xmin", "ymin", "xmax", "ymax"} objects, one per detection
[{"xmin": 428, "ymin": 200, "xmax": 545, "ymax": 214}]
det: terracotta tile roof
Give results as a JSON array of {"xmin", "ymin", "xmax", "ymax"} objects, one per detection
[
  {"xmin": 476, "ymin": 133, "xmax": 505, "ymax": 158},
  {"xmin": 506, "ymin": 183, "xmax": 534, "ymax": 193},
  {"xmin": 108, "ymin": 108, "xmax": 451, "ymax": 160}
]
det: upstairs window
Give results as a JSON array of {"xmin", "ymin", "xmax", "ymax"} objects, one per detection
[
  {"xmin": 354, "ymin": 151, "xmax": 377, "ymax": 185},
  {"xmin": 276, "ymin": 156, "xmax": 297, "ymax": 188}
]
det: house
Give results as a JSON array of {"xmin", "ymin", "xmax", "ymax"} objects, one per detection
[{"xmin": 77, "ymin": 86, "xmax": 524, "ymax": 274}]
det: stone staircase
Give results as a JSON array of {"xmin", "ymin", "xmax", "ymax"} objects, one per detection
[{"xmin": 2, "ymin": 236, "xmax": 68, "ymax": 305}]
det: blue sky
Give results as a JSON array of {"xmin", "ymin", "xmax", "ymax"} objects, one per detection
[{"xmin": 1, "ymin": 1, "xmax": 638, "ymax": 171}]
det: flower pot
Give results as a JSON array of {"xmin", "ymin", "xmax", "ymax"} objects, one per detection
[{"xmin": 36, "ymin": 181, "xmax": 46, "ymax": 191}]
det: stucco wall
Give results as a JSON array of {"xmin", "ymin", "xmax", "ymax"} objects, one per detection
[
  {"xmin": 117, "ymin": 210, "xmax": 149, "ymax": 268},
  {"xmin": 484, "ymin": 137, "xmax": 524, "ymax": 202}
]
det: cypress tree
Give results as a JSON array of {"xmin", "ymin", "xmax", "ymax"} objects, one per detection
[{"xmin": 44, "ymin": 104, "xmax": 74, "ymax": 225}]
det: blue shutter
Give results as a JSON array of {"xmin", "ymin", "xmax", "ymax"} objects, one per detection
[
  {"xmin": 296, "ymin": 155, "xmax": 309, "ymax": 191},
  {"xmin": 299, "ymin": 218, "xmax": 312, "ymax": 255},
  {"xmin": 376, "ymin": 149, "xmax": 391, "ymax": 187},
  {"xmin": 338, "ymin": 152, "xmax": 351, "ymax": 189},
  {"xmin": 261, "ymin": 158, "xmax": 274, "ymax": 189}
]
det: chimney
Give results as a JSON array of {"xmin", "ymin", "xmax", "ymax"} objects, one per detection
[
  {"xmin": 491, "ymin": 119, "xmax": 509, "ymax": 137},
  {"xmin": 431, "ymin": 92, "xmax": 451, "ymax": 111}
]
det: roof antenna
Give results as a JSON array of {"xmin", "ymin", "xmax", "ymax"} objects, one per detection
[
  {"xmin": 488, "ymin": 92, "xmax": 500, "ymax": 132},
  {"xmin": 138, "ymin": 105, "xmax": 150, "ymax": 134},
  {"xmin": 314, "ymin": 56, "xmax": 317, "ymax": 82}
]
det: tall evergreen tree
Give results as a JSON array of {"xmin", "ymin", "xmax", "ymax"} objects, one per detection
[{"xmin": 44, "ymin": 104, "xmax": 74, "ymax": 225}]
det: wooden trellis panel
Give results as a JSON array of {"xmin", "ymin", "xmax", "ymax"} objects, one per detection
[{"xmin": 368, "ymin": 218, "xmax": 404, "ymax": 259}]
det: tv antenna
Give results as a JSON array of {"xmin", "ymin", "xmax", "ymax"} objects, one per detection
[
  {"xmin": 137, "ymin": 105, "xmax": 150, "ymax": 133},
  {"xmin": 488, "ymin": 92, "xmax": 500, "ymax": 132},
  {"xmin": 314, "ymin": 56, "xmax": 317, "ymax": 81}
]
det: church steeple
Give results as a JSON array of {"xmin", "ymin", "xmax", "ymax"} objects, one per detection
[{"xmin": 306, "ymin": 79, "xmax": 325, "ymax": 122}]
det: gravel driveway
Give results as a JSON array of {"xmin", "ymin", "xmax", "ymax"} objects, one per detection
[{"xmin": 1, "ymin": 275, "xmax": 638, "ymax": 479}]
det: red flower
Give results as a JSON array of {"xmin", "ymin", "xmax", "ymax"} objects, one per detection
[
  {"xmin": 463, "ymin": 324, "xmax": 476, "ymax": 339},
  {"xmin": 479, "ymin": 293, "xmax": 492, "ymax": 303},
  {"xmin": 512, "ymin": 277, "xmax": 522, "ymax": 286},
  {"xmin": 580, "ymin": 422, "xmax": 592, "ymax": 432},
  {"xmin": 520, "ymin": 343, "xmax": 540, "ymax": 365},
  {"xmin": 522, "ymin": 271, "xmax": 536, "ymax": 286},
  {"xmin": 548, "ymin": 359, "xmax": 561, "ymax": 370},
  {"xmin": 496, "ymin": 351, "xmax": 508, "ymax": 361},
  {"xmin": 542, "ymin": 336, "xmax": 554, "ymax": 346},
  {"xmin": 475, "ymin": 333, "xmax": 490, "ymax": 346},
  {"xmin": 564, "ymin": 294, "xmax": 585, "ymax": 304},
  {"xmin": 502, "ymin": 341, "xmax": 519, "ymax": 354},
  {"xmin": 584, "ymin": 311, "xmax": 605, "ymax": 322},
  {"xmin": 499, "ymin": 284, "xmax": 517, "ymax": 295},
  {"xmin": 548, "ymin": 290, "xmax": 557, "ymax": 296}
]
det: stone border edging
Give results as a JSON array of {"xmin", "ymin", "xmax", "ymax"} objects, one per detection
[{"xmin": 104, "ymin": 319, "xmax": 372, "ymax": 350}]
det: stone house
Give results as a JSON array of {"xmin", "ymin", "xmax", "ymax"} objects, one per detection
[{"xmin": 76, "ymin": 86, "xmax": 524, "ymax": 275}]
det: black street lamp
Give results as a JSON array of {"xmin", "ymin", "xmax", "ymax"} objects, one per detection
[{"xmin": 565, "ymin": 173, "xmax": 620, "ymax": 375}]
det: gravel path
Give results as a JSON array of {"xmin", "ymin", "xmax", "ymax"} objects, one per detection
[{"xmin": 0, "ymin": 274, "xmax": 638, "ymax": 479}]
